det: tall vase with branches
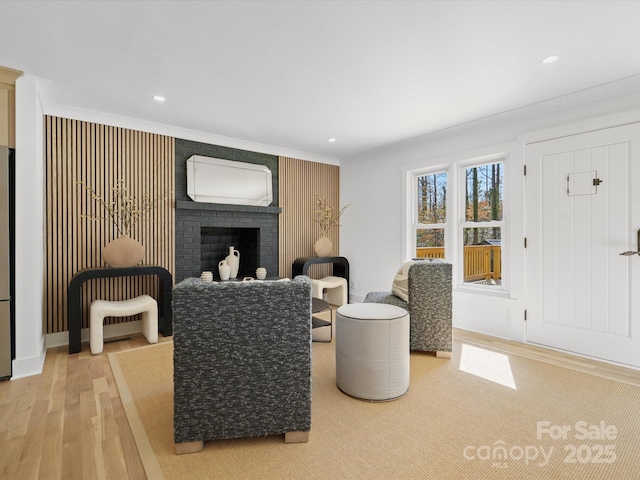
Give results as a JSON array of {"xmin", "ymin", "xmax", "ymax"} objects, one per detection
[{"xmin": 78, "ymin": 179, "xmax": 171, "ymax": 267}]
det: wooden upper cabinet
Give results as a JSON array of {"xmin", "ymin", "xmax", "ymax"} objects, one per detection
[{"xmin": 0, "ymin": 66, "xmax": 23, "ymax": 148}]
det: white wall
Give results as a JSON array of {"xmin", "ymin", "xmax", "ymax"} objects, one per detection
[
  {"xmin": 341, "ymin": 76, "xmax": 640, "ymax": 343},
  {"xmin": 12, "ymin": 75, "xmax": 46, "ymax": 378}
]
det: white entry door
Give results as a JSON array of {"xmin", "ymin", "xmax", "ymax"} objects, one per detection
[{"xmin": 526, "ymin": 124, "xmax": 640, "ymax": 367}]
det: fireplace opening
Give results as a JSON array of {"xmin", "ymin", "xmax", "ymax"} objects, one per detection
[{"xmin": 201, "ymin": 227, "xmax": 260, "ymax": 280}]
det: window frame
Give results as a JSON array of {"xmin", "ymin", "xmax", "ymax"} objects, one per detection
[
  {"xmin": 412, "ymin": 168, "xmax": 449, "ymax": 260},
  {"xmin": 405, "ymin": 152, "xmax": 510, "ymax": 297},
  {"xmin": 457, "ymin": 155, "xmax": 508, "ymax": 292}
]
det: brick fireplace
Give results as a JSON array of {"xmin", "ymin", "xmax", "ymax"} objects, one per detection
[{"xmin": 174, "ymin": 139, "xmax": 280, "ymax": 282}]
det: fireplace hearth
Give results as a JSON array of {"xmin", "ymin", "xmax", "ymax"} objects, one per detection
[{"xmin": 201, "ymin": 227, "xmax": 259, "ymax": 280}]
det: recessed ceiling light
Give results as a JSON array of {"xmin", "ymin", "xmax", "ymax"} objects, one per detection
[
  {"xmin": 153, "ymin": 95, "xmax": 166, "ymax": 102},
  {"xmin": 328, "ymin": 138, "xmax": 336, "ymax": 142},
  {"xmin": 541, "ymin": 55, "xmax": 559, "ymax": 64}
]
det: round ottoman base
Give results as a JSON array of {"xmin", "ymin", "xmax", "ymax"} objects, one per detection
[
  {"xmin": 336, "ymin": 303, "xmax": 410, "ymax": 401},
  {"xmin": 337, "ymin": 385, "xmax": 409, "ymax": 403}
]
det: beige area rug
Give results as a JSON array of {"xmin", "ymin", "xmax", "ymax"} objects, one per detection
[{"xmin": 109, "ymin": 338, "xmax": 640, "ymax": 479}]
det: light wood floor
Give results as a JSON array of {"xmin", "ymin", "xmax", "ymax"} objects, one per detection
[
  {"xmin": 0, "ymin": 334, "xmax": 171, "ymax": 480},
  {"xmin": 2, "ymin": 328, "xmax": 640, "ymax": 479}
]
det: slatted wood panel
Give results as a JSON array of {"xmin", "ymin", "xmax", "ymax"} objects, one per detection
[
  {"xmin": 278, "ymin": 157, "xmax": 340, "ymax": 279},
  {"xmin": 44, "ymin": 116, "xmax": 175, "ymax": 334}
]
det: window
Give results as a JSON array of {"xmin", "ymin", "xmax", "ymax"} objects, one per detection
[
  {"xmin": 462, "ymin": 161, "xmax": 504, "ymax": 286},
  {"xmin": 414, "ymin": 171, "xmax": 447, "ymax": 259},
  {"xmin": 408, "ymin": 156, "xmax": 506, "ymax": 292}
]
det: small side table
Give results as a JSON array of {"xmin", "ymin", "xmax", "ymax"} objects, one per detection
[
  {"xmin": 312, "ymin": 297, "xmax": 333, "ymax": 343},
  {"xmin": 292, "ymin": 256, "xmax": 350, "ymax": 300}
]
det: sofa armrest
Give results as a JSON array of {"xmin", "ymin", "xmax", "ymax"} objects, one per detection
[{"xmin": 408, "ymin": 260, "xmax": 452, "ymax": 352}]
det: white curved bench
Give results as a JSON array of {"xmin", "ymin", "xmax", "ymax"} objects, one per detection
[
  {"xmin": 90, "ymin": 294, "xmax": 158, "ymax": 354},
  {"xmin": 311, "ymin": 276, "xmax": 348, "ymax": 306}
]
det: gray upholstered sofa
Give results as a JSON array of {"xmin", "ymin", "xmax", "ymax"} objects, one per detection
[
  {"xmin": 172, "ymin": 276, "xmax": 312, "ymax": 453},
  {"xmin": 364, "ymin": 259, "xmax": 452, "ymax": 357}
]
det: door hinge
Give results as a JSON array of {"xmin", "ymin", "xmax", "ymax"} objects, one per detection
[
  {"xmin": 524, "ymin": 309, "xmax": 527, "ymax": 321},
  {"xmin": 524, "ymin": 237, "xmax": 527, "ymax": 248},
  {"xmin": 524, "ymin": 165, "xmax": 527, "ymax": 176}
]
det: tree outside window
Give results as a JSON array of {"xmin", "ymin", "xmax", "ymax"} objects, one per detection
[{"xmin": 416, "ymin": 171, "xmax": 447, "ymax": 258}]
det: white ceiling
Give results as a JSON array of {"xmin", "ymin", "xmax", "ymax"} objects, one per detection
[{"xmin": 2, "ymin": 1, "xmax": 640, "ymax": 159}]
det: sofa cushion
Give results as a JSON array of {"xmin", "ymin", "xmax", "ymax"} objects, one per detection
[
  {"xmin": 391, "ymin": 261, "xmax": 415, "ymax": 302},
  {"xmin": 364, "ymin": 291, "xmax": 408, "ymax": 311}
]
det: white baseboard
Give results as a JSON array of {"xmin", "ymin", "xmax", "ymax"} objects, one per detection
[
  {"xmin": 45, "ymin": 320, "xmax": 144, "ymax": 349},
  {"xmin": 349, "ymin": 293, "xmax": 365, "ymax": 303},
  {"xmin": 11, "ymin": 335, "xmax": 46, "ymax": 380}
]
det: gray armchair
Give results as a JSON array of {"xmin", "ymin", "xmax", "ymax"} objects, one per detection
[
  {"xmin": 172, "ymin": 276, "xmax": 312, "ymax": 453},
  {"xmin": 364, "ymin": 259, "xmax": 452, "ymax": 357}
]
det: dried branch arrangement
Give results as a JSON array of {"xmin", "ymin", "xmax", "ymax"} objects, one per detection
[
  {"xmin": 315, "ymin": 194, "xmax": 350, "ymax": 235},
  {"xmin": 78, "ymin": 179, "xmax": 171, "ymax": 236}
]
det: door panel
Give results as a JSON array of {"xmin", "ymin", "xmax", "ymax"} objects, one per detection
[{"xmin": 526, "ymin": 124, "xmax": 640, "ymax": 367}]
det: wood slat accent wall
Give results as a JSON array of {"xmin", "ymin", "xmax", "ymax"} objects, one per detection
[
  {"xmin": 278, "ymin": 156, "xmax": 340, "ymax": 280},
  {"xmin": 44, "ymin": 116, "xmax": 175, "ymax": 334}
]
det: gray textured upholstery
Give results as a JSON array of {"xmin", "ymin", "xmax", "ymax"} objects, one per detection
[
  {"xmin": 173, "ymin": 276, "xmax": 312, "ymax": 445},
  {"xmin": 364, "ymin": 259, "xmax": 452, "ymax": 353}
]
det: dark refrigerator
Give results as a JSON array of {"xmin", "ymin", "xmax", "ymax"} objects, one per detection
[{"xmin": 0, "ymin": 145, "xmax": 13, "ymax": 380}]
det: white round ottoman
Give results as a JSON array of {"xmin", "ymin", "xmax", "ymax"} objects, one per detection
[{"xmin": 335, "ymin": 303, "xmax": 410, "ymax": 401}]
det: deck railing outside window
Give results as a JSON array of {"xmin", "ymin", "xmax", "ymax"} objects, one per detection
[{"xmin": 416, "ymin": 246, "xmax": 501, "ymax": 283}]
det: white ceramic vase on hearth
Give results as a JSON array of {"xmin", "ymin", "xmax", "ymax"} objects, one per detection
[
  {"xmin": 225, "ymin": 246, "xmax": 240, "ymax": 279},
  {"xmin": 218, "ymin": 260, "xmax": 231, "ymax": 281}
]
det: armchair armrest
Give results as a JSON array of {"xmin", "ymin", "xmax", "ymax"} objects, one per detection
[{"xmin": 408, "ymin": 260, "xmax": 452, "ymax": 352}]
